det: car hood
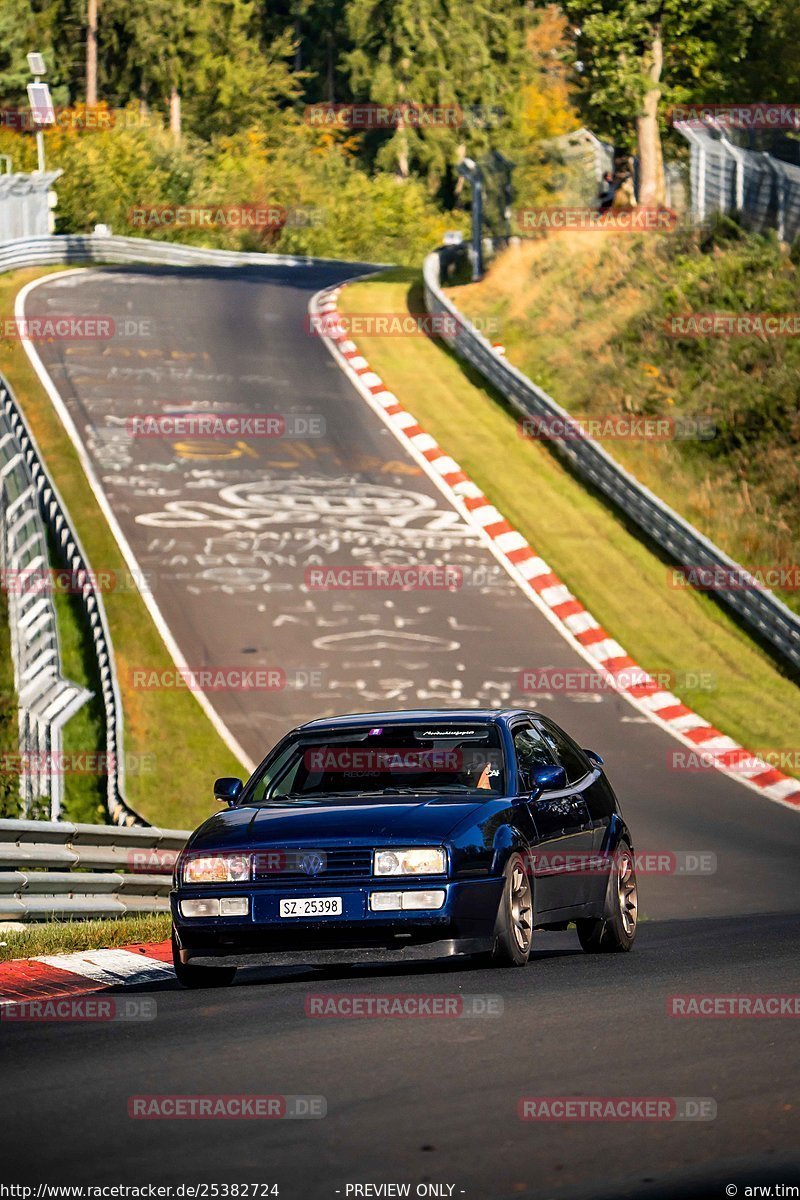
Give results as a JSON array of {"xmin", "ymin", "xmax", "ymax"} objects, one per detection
[{"xmin": 187, "ymin": 795, "xmax": 495, "ymax": 851}]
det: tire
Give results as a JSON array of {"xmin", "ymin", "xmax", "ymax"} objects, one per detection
[
  {"xmin": 491, "ymin": 852, "xmax": 533, "ymax": 967},
  {"xmin": 576, "ymin": 841, "xmax": 638, "ymax": 953},
  {"xmin": 171, "ymin": 930, "xmax": 237, "ymax": 989}
]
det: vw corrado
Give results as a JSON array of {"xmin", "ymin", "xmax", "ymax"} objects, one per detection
[{"xmin": 171, "ymin": 709, "xmax": 638, "ymax": 986}]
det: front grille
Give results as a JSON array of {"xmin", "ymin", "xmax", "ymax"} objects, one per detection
[{"xmin": 252, "ymin": 846, "xmax": 374, "ymax": 884}]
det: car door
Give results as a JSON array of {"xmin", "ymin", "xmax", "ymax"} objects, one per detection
[
  {"xmin": 511, "ymin": 720, "xmax": 594, "ymax": 913},
  {"xmin": 537, "ymin": 718, "xmax": 611, "ymax": 909}
]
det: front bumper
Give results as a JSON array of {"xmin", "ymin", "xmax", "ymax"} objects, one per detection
[{"xmin": 172, "ymin": 877, "xmax": 501, "ymax": 967}]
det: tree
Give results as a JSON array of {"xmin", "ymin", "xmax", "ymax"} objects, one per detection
[
  {"xmin": 561, "ymin": 0, "xmax": 769, "ymax": 205},
  {"xmin": 261, "ymin": 0, "xmax": 351, "ymax": 103},
  {"xmin": 344, "ymin": 0, "xmax": 533, "ymax": 197},
  {"xmin": 94, "ymin": 0, "xmax": 299, "ymax": 140},
  {"xmin": 0, "ymin": 0, "xmax": 35, "ymax": 106},
  {"xmin": 737, "ymin": 0, "xmax": 800, "ymax": 100},
  {"xmin": 188, "ymin": 2, "xmax": 300, "ymax": 139}
]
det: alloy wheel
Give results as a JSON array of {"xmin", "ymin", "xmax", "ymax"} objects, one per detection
[
  {"xmin": 617, "ymin": 851, "xmax": 638, "ymax": 937},
  {"xmin": 510, "ymin": 863, "xmax": 533, "ymax": 952}
]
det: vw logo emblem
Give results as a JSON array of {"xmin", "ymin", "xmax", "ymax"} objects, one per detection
[{"xmin": 299, "ymin": 852, "xmax": 324, "ymax": 877}]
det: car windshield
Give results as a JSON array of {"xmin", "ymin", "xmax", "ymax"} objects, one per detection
[{"xmin": 244, "ymin": 723, "xmax": 506, "ymax": 804}]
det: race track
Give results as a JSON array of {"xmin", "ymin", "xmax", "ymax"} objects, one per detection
[{"xmin": 3, "ymin": 263, "xmax": 798, "ymax": 1196}]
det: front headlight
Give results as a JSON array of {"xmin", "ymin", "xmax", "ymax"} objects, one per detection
[
  {"xmin": 183, "ymin": 853, "xmax": 251, "ymax": 884},
  {"xmin": 373, "ymin": 847, "xmax": 446, "ymax": 876}
]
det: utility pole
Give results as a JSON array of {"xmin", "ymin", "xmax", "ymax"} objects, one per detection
[
  {"xmin": 456, "ymin": 157, "xmax": 485, "ymax": 281},
  {"xmin": 87, "ymin": 0, "xmax": 98, "ymax": 107}
]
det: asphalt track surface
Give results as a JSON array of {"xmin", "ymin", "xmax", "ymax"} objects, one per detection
[{"xmin": 3, "ymin": 263, "xmax": 798, "ymax": 1196}]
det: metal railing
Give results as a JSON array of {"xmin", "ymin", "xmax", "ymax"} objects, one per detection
[
  {"xmin": 0, "ymin": 817, "xmax": 188, "ymax": 920},
  {"xmin": 0, "ymin": 377, "xmax": 142, "ymax": 826},
  {"xmin": 0, "ymin": 403, "xmax": 90, "ymax": 820},
  {"xmin": 0, "ymin": 232, "xmax": 377, "ymax": 273},
  {"xmin": 424, "ymin": 249, "xmax": 800, "ymax": 675}
]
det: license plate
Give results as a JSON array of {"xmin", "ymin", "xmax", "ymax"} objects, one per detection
[{"xmin": 279, "ymin": 896, "xmax": 343, "ymax": 918}]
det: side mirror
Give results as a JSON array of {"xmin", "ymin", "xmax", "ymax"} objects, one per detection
[
  {"xmin": 583, "ymin": 749, "xmax": 604, "ymax": 767},
  {"xmin": 214, "ymin": 777, "xmax": 243, "ymax": 807},
  {"xmin": 530, "ymin": 763, "xmax": 567, "ymax": 794}
]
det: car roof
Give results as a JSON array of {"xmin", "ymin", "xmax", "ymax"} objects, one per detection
[{"xmin": 296, "ymin": 708, "xmax": 536, "ymax": 734}]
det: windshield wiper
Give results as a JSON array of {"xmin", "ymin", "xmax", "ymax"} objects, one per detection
[
  {"xmin": 254, "ymin": 785, "xmax": 490, "ymax": 803},
  {"xmin": 353, "ymin": 784, "xmax": 483, "ymax": 796},
  {"xmin": 255, "ymin": 791, "xmax": 362, "ymax": 803}
]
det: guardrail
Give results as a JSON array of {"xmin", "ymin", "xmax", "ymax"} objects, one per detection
[
  {"xmin": 424, "ymin": 248, "xmax": 800, "ymax": 675},
  {"xmin": 0, "ymin": 232, "xmax": 378, "ymax": 273},
  {"xmin": 0, "ymin": 399, "xmax": 91, "ymax": 819},
  {"xmin": 0, "ymin": 377, "xmax": 142, "ymax": 826},
  {"xmin": 0, "ymin": 817, "xmax": 189, "ymax": 920}
]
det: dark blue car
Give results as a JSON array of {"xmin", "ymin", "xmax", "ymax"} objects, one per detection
[{"xmin": 171, "ymin": 709, "xmax": 638, "ymax": 986}]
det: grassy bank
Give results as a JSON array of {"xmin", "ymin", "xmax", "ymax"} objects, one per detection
[
  {"xmin": 0, "ymin": 267, "xmax": 244, "ymax": 827},
  {"xmin": 0, "ymin": 913, "xmax": 172, "ymax": 963},
  {"xmin": 341, "ymin": 269, "xmax": 800, "ymax": 775},
  {"xmin": 448, "ymin": 223, "xmax": 800, "ymax": 615}
]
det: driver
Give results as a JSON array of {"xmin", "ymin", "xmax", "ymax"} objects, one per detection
[{"xmin": 462, "ymin": 752, "xmax": 498, "ymax": 790}]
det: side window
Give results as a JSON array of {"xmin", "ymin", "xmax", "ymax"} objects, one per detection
[
  {"xmin": 512, "ymin": 724, "xmax": 555, "ymax": 792},
  {"xmin": 246, "ymin": 741, "xmax": 300, "ymax": 803},
  {"xmin": 538, "ymin": 721, "xmax": 592, "ymax": 786}
]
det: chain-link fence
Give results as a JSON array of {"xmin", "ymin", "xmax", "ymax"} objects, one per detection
[{"xmin": 674, "ymin": 119, "xmax": 800, "ymax": 242}]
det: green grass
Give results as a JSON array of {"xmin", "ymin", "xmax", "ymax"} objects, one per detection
[
  {"xmin": 0, "ymin": 913, "xmax": 172, "ymax": 963},
  {"xmin": 342, "ymin": 269, "xmax": 800, "ymax": 775},
  {"xmin": 449, "ymin": 223, "xmax": 800, "ymax": 615},
  {"xmin": 0, "ymin": 267, "xmax": 245, "ymax": 827}
]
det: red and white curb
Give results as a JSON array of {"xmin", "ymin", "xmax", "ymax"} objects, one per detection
[
  {"xmin": 312, "ymin": 286, "xmax": 800, "ymax": 813},
  {"xmin": 0, "ymin": 941, "xmax": 173, "ymax": 1006}
]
